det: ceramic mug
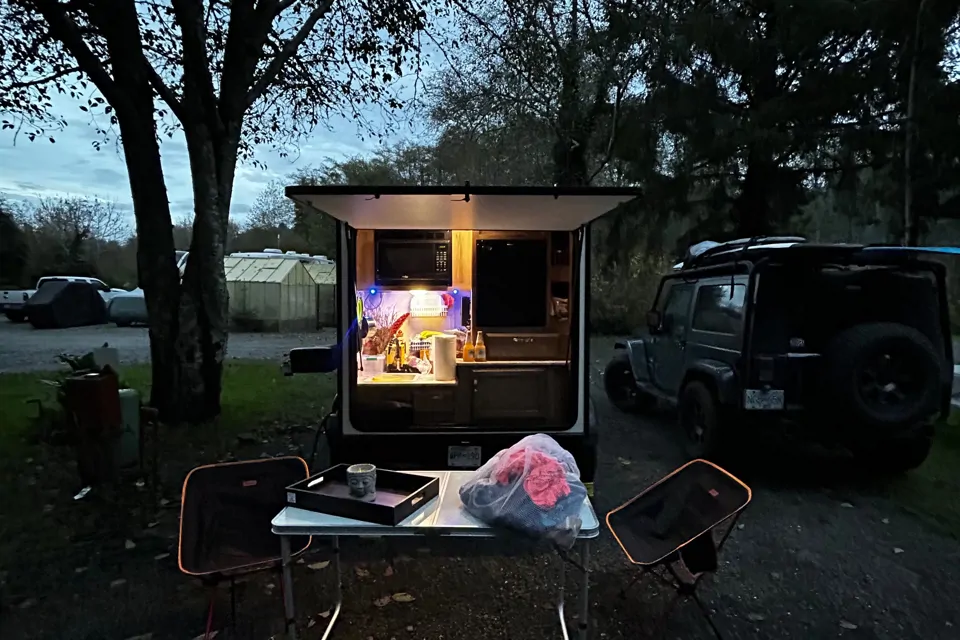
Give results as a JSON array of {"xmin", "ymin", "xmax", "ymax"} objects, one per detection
[{"xmin": 346, "ymin": 463, "xmax": 377, "ymax": 501}]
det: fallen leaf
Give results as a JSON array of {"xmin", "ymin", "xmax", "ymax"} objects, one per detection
[
  {"xmin": 840, "ymin": 502, "xmax": 854, "ymax": 509},
  {"xmin": 392, "ymin": 592, "xmax": 416, "ymax": 603},
  {"xmin": 265, "ymin": 583, "xmax": 276, "ymax": 590},
  {"xmin": 18, "ymin": 598, "xmax": 37, "ymax": 609},
  {"xmin": 296, "ymin": 558, "xmax": 305, "ymax": 564},
  {"xmin": 617, "ymin": 457, "xmax": 632, "ymax": 466},
  {"xmin": 307, "ymin": 619, "xmax": 317, "ymax": 628},
  {"xmin": 43, "ymin": 504, "xmax": 54, "ymax": 513},
  {"xmin": 159, "ymin": 498, "xmax": 170, "ymax": 506},
  {"xmin": 124, "ymin": 539, "xmax": 136, "ymax": 550},
  {"xmin": 769, "ymin": 572, "xmax": 781, "ymax": 580},
  {"xmin": 146, "ymin": 521, "xmax": 158, "ymax": 528},
  {"xmin": 893, "ymin": 547, "xmax": 904, "ymax": 554},
  {"xmin": 307, "ymin": 561, "xmax": 330, "ymax": 571},
  {"xmin": 124, "ymin": 634, "xmax": 153, "ymax": 640},
  {"xmin": 153, "ymin": 553, "xmax": 170, "ymax": 561},
  {"xmin": 75, "ymin": 567, "xmax": 88, "ymax": 574},
  {"xmin": 374, "ymin": 596, "xmax": 392, "ymax": 608},
  {"xmin": 737, "ymin": 524, "xmax": 745, "ymax": 530},
  {"xmin": 355, "ymin": 567, "xmax": 370, "ymax": 578},
  {"xmin": 839, "ymin": 620, "xmax": 858, "ymax": 630},
  {"xmin": 406, "ymin": 626, "xmax": 414, "ymax": 632},
  {"xmin": 191, "ymin": 632, "xmax": 218, "ymax": 640},
  {"xmin": 319, "ymin": 610, "xmax": 331, "ymax": 619},
  {"xmin": 746, "ymin": 613, "xmax": 766, "ymax": 622},
  {"xmin": 882, "ymin": 518, "xmax": 890, "ymax": 524},
  {"xmin": 110, "ymin": 578, "xmax": 127, "ymax": 589},
  {"xmin": 384, "ymin": 566, "xmax": 394, "ymax": 577}
]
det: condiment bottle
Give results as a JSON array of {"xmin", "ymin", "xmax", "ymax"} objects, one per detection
[
  {"xmin": 474, "ymin": 331, "xmax": 487, "ymax": 362},
  {"xmin": 463, "ymin": 335, "xmax": 476, "ymax": 362}
]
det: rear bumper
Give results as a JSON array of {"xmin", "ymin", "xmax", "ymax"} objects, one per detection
[
  {"xmin": 328, "ymin": 418, "xmax": 599, "ymax": 483},
  {"xmin": 0, "ymin": 302, "xmax": 25, "ymax": 312}
]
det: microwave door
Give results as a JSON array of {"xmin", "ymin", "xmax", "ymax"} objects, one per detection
[{"xmin": 376, "ymin": 242, "xmax": 451, "ymax": 286}]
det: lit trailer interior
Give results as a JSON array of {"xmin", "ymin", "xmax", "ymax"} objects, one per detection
[{"xmin": 283, "ymin": 184, "xmax": 642, "ymax": 491}]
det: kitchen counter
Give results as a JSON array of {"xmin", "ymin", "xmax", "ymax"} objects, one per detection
[
  {"xmin": 357, "ymin": 373, "xmax": 457, "ymax": 386},
  {"xmin": 456, "ymin": 359, "xmax": 568, "ymax": 366}
]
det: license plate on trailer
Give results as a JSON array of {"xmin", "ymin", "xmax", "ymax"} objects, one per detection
[
  {"xmin": 744, "ymin": 389, "xmax": 785, "ymax": 410},
  {"xmin": 447, "ymin": 445, "xmax": 482, "ymax": 468}
]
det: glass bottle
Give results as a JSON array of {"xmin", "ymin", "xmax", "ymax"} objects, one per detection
[
  {"xmin": 474, "ymin": 331, "xmax": 487, "ymax": 362},
  {"xmin": 463, "ymin": 335, "xmax": 476, "ymax": 362}
]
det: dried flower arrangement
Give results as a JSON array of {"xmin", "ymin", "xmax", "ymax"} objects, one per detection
[{"xmin": 361, "ymin": 305, "xmax": 410, "ymax": 355}]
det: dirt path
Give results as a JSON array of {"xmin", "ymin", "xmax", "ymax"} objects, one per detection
[{"xmin": 0, "ymin": 339, "xmax": 957, "ymax": 639}]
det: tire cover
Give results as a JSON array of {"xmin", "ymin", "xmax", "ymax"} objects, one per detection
[{"xmin": 822, "ymin": 322, "xmax": 942, "ymax": 431}]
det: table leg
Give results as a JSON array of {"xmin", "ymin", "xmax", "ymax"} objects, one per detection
[
  {"xmin": 281, "ymin": 535, "xmax": 298, "ymax": 640},
  {"xmin": 318, "ymin": 535, "xmax": 343, "ymax": 640},
  {"xmin": 557, "ymin": 546, "xmax": 569, "ymax": 640},
  {"xmin": 577, "ymin": 540, "xmax": 591, "ymax": 640}
]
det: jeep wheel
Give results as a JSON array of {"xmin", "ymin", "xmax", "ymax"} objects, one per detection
[
  {"xmin": 850, "ymin": 433, "xmax": 933, "ymax": 475},
  {"xmin": 679, "ymin": 381, "xmax": 722, "ymax": 459},
  {"xmin": 603, "ymin": 352, "xmax": 653, "ymax": 413},
  {"xmin": 5, "ymin": 311, "xmax": 26, "ymax": 323},
  {"xmin": 823, "ymin": 322, "xmax": 942, "ymax": 433}
]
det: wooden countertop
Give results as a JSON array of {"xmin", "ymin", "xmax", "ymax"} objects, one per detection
[
  {"xmin": 357, "ymin": 373, "xmax": 457, "ymax": 386},
  {"xmin": 456, "ymin": 360, "xmax": 568, "ymax": 366}
]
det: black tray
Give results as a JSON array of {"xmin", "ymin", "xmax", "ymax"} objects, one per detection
[{"xmin": 285, "ymin": 465, "xmax": 439, "ymax": 526}]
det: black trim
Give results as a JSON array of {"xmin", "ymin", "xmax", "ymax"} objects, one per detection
[
  {"xmin": 328, "ymin": 421, "xmax": 600, "ymax": 482},
  {"xmin": 286, "ymin": 183, "xmax": 643, "ymax": 199}
]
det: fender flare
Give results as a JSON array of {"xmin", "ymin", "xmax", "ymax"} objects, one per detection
[{"xmin": 683, "ymin": 359, "xmax": 739, "ymax": 406}]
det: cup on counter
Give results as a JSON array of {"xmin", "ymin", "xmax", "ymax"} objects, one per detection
[{"xmin": 346, "ymin": 463, "xmax": 377, "ymax": 501}]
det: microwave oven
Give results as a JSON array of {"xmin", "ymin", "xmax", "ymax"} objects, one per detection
[{"xmin": 374, "ymin": 230, "xmax": 452, "ymax": 287}]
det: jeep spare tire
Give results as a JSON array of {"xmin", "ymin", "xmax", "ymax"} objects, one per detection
[{"xmin": 822, "ymin": 322, "xmax": 942, "ymax": 431}]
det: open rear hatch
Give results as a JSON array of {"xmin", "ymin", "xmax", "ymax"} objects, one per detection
[{"xmin": 284, "ymin": 184, "xmax": 641, "ymax": 230}]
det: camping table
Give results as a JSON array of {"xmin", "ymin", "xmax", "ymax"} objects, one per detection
[{"xmin": 272, "ymin": 470, "xmax": 600, "ymax": 640}]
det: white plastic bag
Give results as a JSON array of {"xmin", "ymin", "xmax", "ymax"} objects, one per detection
[{"xmin": 458, "ymin": 434, "xmax": 587, "ymax": 549}]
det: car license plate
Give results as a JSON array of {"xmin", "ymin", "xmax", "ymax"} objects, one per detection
[
  {"xmin": 744, "ymin": 389, "xmax": 785, "ymax": 410},
  {"xmin": 447, "ymin": 445, "xmax": 482, "ymax": 468}
]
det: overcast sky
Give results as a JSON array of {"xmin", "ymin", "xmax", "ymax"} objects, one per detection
[{"xmin": 0, "ymin": 87, "xmax": 425, "ymax": 227}]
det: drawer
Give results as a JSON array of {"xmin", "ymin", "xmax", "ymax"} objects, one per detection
[{"xmin": 484, "ymin": 333, "xmax": 561, "ymax": 360}]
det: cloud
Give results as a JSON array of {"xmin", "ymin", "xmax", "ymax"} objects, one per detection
[{"xmin": 0, "ymin": 92, "xmax": 390, "ymax": 226}]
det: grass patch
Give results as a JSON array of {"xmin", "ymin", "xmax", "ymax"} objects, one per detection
[
  {"xmin": 887, "ymin": 410, "xmax": 960, "ymax": 538},
  {"xmin": 0, "ymin": 359, "xmax": 335, "ymax": 457}
]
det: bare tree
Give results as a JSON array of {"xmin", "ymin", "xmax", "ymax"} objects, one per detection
[
  {"xmin": 1, "ymin": 0, "xmax": 438, "ymax": 422},
  {"xmin": 28, "ymin": 196, "xmax": 129, "ymax": 244}
]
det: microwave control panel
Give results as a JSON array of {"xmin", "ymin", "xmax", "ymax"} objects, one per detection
[{"xmin": 436, "ymin": 244, "xmax": 449, "ymax": 272}]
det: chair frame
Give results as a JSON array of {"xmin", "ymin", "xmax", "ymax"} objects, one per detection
[{"xmin": 606, "ymin": 459, "xmax": 751, "ymax": 640}]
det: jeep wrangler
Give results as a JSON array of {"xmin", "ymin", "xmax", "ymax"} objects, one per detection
[{"xmin": 604, "ymin": 238, "xmax": 955, "ymax": 474}]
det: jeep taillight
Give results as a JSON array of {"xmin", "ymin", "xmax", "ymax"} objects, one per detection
[{"xmin": 756, "ymin": 356, "xmax": 775, "ymax": 383}]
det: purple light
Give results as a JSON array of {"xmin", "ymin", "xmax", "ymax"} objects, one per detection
[
  {"xmin": 452, "ymin": 288, "xmax": 459, "ymax": 295},
  {"xmin": 368, "ymin": 287, "xmax": 377, "ymax": 295}
]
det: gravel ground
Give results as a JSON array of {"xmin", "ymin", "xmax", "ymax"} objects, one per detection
[
  {"xmin": 0, "ymin": 332, "xmax": 958, "ymax": 639},
  {"xmin": 0, "ymin": 318, "xmax": 338, "ymax": 373}
]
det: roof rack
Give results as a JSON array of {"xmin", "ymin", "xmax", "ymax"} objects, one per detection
[{"xmin": 683, "ymin": 236, "xmax": 808, "ymax": 269}]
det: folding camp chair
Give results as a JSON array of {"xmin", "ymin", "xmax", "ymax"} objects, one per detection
[
  {"xmin": 179, "ymin": 457, "xmax": 312, "ymax": 639},
  {"xmin": 606, "ymin": 459, "xmax": 752, "ymax": 640}
]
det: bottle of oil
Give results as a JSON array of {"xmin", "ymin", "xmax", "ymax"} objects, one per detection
[
  {"xmin": 474, "ymin": 331, "xmax": 487, "ymax": 362},
  {"xmin": 463, "ymin": 334, "xmax": 476, "ymax": 362}
]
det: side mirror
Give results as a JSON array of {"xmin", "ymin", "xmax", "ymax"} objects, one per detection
[{"xmin": 646, "ymin": 310, "xmax": 663, "ymax": 333}]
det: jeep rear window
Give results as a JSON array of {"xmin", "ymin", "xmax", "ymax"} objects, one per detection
[{"xmin": 693, "ymin": 284, "xmax": 746, "ymax": 334}]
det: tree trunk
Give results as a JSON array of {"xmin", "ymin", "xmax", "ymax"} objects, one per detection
[
  {"xmin": 735, "ymin": 146, "xmax": 775, "ymax": 237},
  {"xmin": 174, "ymin": 122, "xmax": 241, "ymax": 422}
]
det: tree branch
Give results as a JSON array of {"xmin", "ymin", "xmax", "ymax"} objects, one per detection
[
  {"xmin": 3, "ymin": 65, "xmax": 81, "ymax": 89},
  {"xmin": 145, "ymin": 64, "xmax": 188, "ymax": 122},
  {"xmin": 30, "ymin": 0, "xmax": 123, "ymax": 107},
  {"xmin": 170, "ymin": 0, "xmax": 221, "ymax": 129},
  {"xmin": 244, "ymin": 0, "xmax": 333, "ymax": 109}
]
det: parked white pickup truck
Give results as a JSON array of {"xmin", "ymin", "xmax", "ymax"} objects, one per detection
[{"xmin": 0, "ymin": 276, "xmax": 128, "ymax": 322}]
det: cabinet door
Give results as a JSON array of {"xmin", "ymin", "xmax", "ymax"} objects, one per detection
[{"xmin": 471, "ymin": 368, "xmax": 549, "ymax": 421}]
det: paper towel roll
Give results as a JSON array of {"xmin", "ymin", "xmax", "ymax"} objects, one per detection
[{"xmin": 432, "ymin": 334, "xmax": 457, "ymax": 381}]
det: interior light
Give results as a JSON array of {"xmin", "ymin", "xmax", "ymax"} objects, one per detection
[
  {"xmin": 409, "ymin": 289, "xmax": 427, "ymax": 296},
  {"xmin": 368, "ymin": 287, "xmax": 377, "ymax": 295},
  {"xmin": 452, "ymin": 288, "xmax": 459, "ymax": 295}
]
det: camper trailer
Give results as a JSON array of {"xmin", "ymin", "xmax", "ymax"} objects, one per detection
[{"xmin": 282, "ymin": 184, "xmax": 642, "ymax": 492}]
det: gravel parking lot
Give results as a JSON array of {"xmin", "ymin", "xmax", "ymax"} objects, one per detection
[{"xmin": 0, "ymin": 318, "xmax": 338, "ymax": 373}]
